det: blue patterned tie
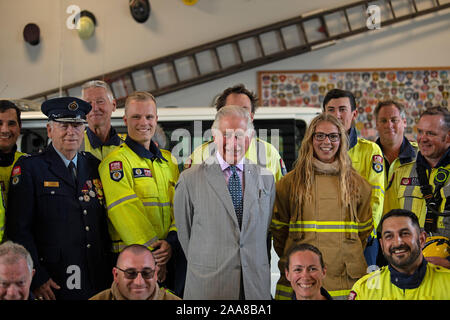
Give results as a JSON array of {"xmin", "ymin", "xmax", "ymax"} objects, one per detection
[{"xmin": 228, "ymin": 165, "xmax": 243, "ymax": 228}]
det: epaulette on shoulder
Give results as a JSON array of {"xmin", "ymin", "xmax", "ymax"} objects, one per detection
[
  {"xmin": 357, "ymin": 137, "xmax": 377, "ymax": 145},
  {"xmin": 430, "ymin": 263, "xmax": 450, "ymax": 273}
]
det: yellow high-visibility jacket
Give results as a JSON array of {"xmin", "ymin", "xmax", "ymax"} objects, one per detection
[
  {"xmin": 185, "ymin": 138, "xmax": 286, "ymax": 182},
  {"xmin": 0, "ymin": 148, "xmax": 26, "ymax": 208},
  {"xmin": 0, "ymin": 191, "xmax": 4, "ymax": 242},
  {"xmin": 81, "ymin": 127, "xmax": 126, "ymax": 161},
  {"xmin": 348, "ymin": 128, "xmax": 385, "ymax": 232},
  {"xmin": 99, "ymin": 137, "xmax": 179, "ymax": 253},
  {"xmin": 384, "ymin": 152, "xmax": 450, "ymax": 238},
  {"xmin": 350, "ymin": 261, "xmax": 450, "ymax": 300},
  {"xmin": 375, "ymin": 137, "xmax": 418, "ymax": 190}
]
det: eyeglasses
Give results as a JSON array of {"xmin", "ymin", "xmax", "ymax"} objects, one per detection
[
  {"xmin": 115, "ymin": 267, "xmax": 155, "ymax": 279},
  {"xmin": 313, "ymin": 132, "xmax": 341, "ymax": 142}
]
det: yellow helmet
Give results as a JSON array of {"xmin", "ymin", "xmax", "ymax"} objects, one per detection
[{"xmin": 422, "ymin": 236, "xmax": 450, "ymax": 259}]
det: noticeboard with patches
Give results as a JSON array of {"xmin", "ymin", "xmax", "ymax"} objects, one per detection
[{"xmin": 257, "ymin": 67, "xmax": 450, "ymax": 141}]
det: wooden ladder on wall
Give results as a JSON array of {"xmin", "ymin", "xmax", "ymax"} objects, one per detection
[{"xmin": 25, "ymin": 0, "xmax": 450, "ymax": 107}]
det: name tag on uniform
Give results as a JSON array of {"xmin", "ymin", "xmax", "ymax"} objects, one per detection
[
  {"xmin": 401, "ymin": 177, "xmax": 420, "ymax": 186},
  {"xmin": 133, "ymin": 168, "xmax": 152, "ymax": 178},
  {"xmin": 44, "ymin": 181, "xmax": 60, "ymax": 187}
]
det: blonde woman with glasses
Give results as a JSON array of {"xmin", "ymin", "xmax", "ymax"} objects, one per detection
[{"xmin": 271, "ymin": 113, "xmax": 373, "ymax": 300}]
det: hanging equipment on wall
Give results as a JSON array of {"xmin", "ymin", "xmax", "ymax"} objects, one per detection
[
  {"xmin": 77, "ymin": 10, "xmax": 97, "ymax": 39},
  {"xmin": 129, "ymin": 0, "xmax": 151, "ymax": 23},
  {"xmin": 182, "ymin": 0, "xmax": 198, "ymax": 5},
  {"xmin": 23, "ymin": 23, "xmax": 41, "ymax": 46}
]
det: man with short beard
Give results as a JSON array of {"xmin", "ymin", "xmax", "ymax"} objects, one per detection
[{"xmin": 349, "ymin": 209, "xmax": 450, "ymax": 300}]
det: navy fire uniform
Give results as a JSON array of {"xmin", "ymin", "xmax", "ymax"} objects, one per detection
[{"xmin": 6, "ymin": 97, "xmax": 112, "ymax": 300}]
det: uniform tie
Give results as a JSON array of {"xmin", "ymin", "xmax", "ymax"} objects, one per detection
[
  {"xmin": 228, "ymin": 165, "xmax": 243, "ymax": 228},
  {"xmin": 68, "ymin": 161, "xmax": 77, "ymax": 185}
]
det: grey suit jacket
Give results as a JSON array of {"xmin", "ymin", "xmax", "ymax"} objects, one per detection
[{"xmin": 174, "ymin": 155, "xmax": 275, "ymax": 300}]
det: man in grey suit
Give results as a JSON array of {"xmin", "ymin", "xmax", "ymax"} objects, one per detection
[{"xmin": 174, "ymin": 105, "xmax": 275, "ymax": 300}]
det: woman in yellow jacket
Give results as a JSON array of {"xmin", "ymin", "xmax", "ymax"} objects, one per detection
[{"xmin": 271, "ymin": 113, "xmax": 373, "ymax": 300}]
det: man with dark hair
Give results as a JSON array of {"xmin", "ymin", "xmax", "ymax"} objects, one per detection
[
  {"xmin": 322, "ymin": 89, "xmax": 385, "ymax": 267},
  {"xmin": 214, "ymin": 84, "xmax": 258, "ymax": 118},
  {"xmin": 349, "ymin": 209, "xmax": 450, "ymax": 300},
  {"xmin": 186, "ymin": 84, "xmax": 286, "ymax": 181},
  {"xmin": 90, "ymin": 244, "xmax": 180, "ymax": 300},
  {"xmin": 385, "ymin": 106, "xmax": 450, "ymax": 268},
  {"xmin": 0, "ymin": 101, "xmax": 26, "ymax": 240}
]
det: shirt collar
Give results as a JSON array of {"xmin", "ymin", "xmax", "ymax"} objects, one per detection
[
  {"xmin": 86, "ymin": 126, "xmax": 122, "ymax": 148},
  {"xmin": 125, "ymin": 135, "xmax": 167, "ymax": 162},
  {"xmin": 53, "ymin": 146, "xmax": 78, "ymax": 168},
  {"xmin": 389, "ymin": 258, "xmax": 428, "ymax": 290},
  {"xmin": 375, "ymin": 136, "xmax": 417, "ymax": 165},
  {"xmin": 215, "ymin": 151, "xmax": 244, "ymax": 172},
  {"xmin": 348, "ymin": 127, "xmax": 358, "ymax": 150}
]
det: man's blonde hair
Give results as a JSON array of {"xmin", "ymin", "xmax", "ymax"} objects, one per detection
[{"xmin": 124, "ymin": 91, "xmax": 157, "ymax": 115}]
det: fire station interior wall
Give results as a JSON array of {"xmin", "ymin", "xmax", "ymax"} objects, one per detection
[{"xmin": 1, "ymin": 0, "xmax": 449, "ymax": 105}]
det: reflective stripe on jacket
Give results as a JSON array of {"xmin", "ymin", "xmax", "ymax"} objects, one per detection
[
  {"xmin": 384, "ymin": 157, "xmax": 450, "ymax": 239},
  {"xmin": 271, "ymin": 169, "xmax": 373, "ymax": 300}
]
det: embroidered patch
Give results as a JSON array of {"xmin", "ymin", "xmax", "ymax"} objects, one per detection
[
  {"xmin": 348, "ymin": 290, "xmax": 357, "ymax": 300},
  {"xmin": 11, "ymin": 165, "xmax": 21, "ymax": 177},
  {"xmin": 184, "ymin": 158, "xmax": 192, "ymax": 169},
  {"xmin": 109, "ymin": 161, "xmax": 123, "ymax": 182},
  {"xmin": 400, "ymin": 177, "xmax": 420, "ymax": 186},
  {"xmin": 11, "ymin": 165, "xmax": 21, "ymax": 185},
  {"xmin": 372, "ymin": 155, "xmax": 383, "ymax": 164},
  {"xmin": 373, "ymin": 162, "xmax": 383, "ymax": 173},
  {"xmin": 372, "ymin": 155, "xmax": 383, "ymax": 173},
  {"xmin": 11, "ymin": 176, "xmax": 20, "ymax": 185},
  {"xmin": 133, "ymin": 168, "xmax": 152, "ymax": 178},
  {"xmin": 280, "ymin": 158, "xmax": 287, "ymax": 176}
]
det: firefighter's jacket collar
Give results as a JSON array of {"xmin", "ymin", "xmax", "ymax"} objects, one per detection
[
  {"xmin": 388, "ymin": 258, "xmax": 427, "ymax": 290},
  {"xmin": 416, "ymin": 147, "xmax": 450, "ymax": 170},
  {"xmin": 348, "ymin": 127, "xmax": 358, "ymax": 150},
  {"xmin": 86, "ymin": 126, "xmax": 122, "ymax": 149},
  {"xmin": 0, "ymin": 144, "xmax": 17, "ymax": 166},
  {"xmin": 376, "ymin": 136, "xmax": 417, "ymax": 165},
  {"xmin": 125, "ymin": 135, "xmax": 167, "ymax": 162}
]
